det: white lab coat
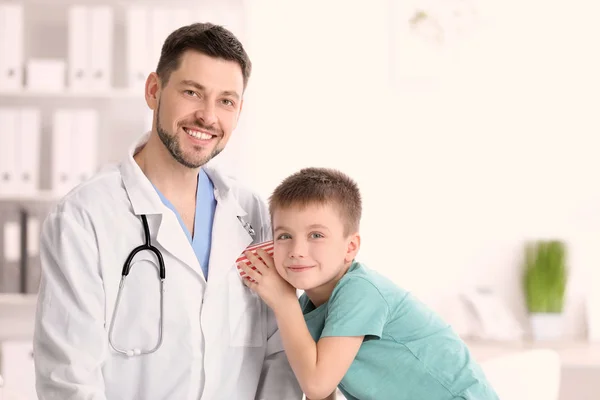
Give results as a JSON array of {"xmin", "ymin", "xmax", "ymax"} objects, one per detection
[{"xmin": 33, "ymin": 134, "xmax": 303, "ymax": 400}]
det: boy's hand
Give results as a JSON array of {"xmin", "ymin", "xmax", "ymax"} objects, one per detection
[{"xmin": 237, "ymin": 248, "xmax": 297, "ymax": 311}]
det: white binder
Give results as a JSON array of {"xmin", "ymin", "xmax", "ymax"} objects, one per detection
[
  {"xmin": 0, "ymin": 4, "xmax": 24, "ymax": 92},
  {"xmin": 150, "ymin": 7, "xmax": 172, "ymax": 72},
  {"xmin": 90, "ymin": 6, "xmax": 114, "ymax": 91},
  {"xmin": 0, "ymin": 109, "xmax": 18, "ymax": 196},
  {"xmin": 15, "ymin": 108, "xmax": 41, "ymax": 195},
  {"xmin": 51, "ymin": 110, "xmax": 75, "ymax": 195},
  {"xmin": 71, "ymin": 109, "xmax": 99, "ymax": 184},
  {"xmin": 126, "ymin": 6, "xmax": 151, "ymax": 90},
  {"xmin": 68, "ymin": 6, "xmax": 90, "ymax": 91}
]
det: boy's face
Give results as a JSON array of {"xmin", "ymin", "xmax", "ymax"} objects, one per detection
[{"xmin": 272, "ymin": 202, "xmax": 360, "ymax": 291}]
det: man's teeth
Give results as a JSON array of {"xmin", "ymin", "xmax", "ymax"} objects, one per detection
[{"xmin": 184, "ymin": 128, "xmax": 213, "ymax": 140}]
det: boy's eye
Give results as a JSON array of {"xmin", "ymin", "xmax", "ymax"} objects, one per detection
[
  {"xmin": 309, "ymin": 232, "xmax": 324, "ymax": 239},
  {"xmin": 276, "ymin": 233, "xmax": 291, "ymax": 240}
]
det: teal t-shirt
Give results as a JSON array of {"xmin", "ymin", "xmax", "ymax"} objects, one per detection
[{"xmin": 300, "ymin": 262, "xmax": 499, "ymax": 400}]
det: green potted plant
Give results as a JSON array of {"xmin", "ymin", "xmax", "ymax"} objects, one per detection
[{"xmin": 523, "ymin": 240, "xmax": 568, "ymax": 340}]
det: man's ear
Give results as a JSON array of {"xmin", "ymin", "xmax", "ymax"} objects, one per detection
[
  {"xmin": 145, "ymin": 72, "xmax": 161, "ymax": 110},
  {"xmin": 345, "ymin": 232, "xmax": 361, "ymax": 263}
]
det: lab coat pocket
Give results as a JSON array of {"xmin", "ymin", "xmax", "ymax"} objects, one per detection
[{"xmin": 228, "ymin": 271, "xmax": 265, "ymax": 347}]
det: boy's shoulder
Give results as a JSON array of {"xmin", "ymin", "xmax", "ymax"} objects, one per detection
[
  {"xmin": 336, "ymin": 261, "xmax": 408, "ymax": 297},
  {"xmin": 323, "ymin": 262, "xmax": 411, "ymax": 313}
]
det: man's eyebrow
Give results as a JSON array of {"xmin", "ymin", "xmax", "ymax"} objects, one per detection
[
  {"xmin": 180, "ymin": 80, "xmax": 240, "ymax": 100},
  {"xmin": 180, "ymin": 80, "xmax": 205, "ymax": 91},
  {"xmin": 221, "ymin": 90, "xmax": 240, "ymax": 100}
]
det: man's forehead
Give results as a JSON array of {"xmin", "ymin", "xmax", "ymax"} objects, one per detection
[{"xmin": 172, "ymin": 53, "xmax": 243, "ymax": 90}]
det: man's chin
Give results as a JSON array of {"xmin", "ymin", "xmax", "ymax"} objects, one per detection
[{"xmin": 180, "ymin": 149, "xmax": 222, "ymax": 168}]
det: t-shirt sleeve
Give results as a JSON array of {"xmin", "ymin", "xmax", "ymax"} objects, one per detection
[{"xmin": 321, "ymin": 277, "xmax": 389, "ymax": 339}]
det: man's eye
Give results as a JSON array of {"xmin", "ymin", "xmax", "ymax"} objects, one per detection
[
  {"xmin": 222, "ymin": 99, "xmax": 234, "ymax": 106},
  {"xmin": 184, "ymin": 90, "xmax": 198, "ymax": 97}
]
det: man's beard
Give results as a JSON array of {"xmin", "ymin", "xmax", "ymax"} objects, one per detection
[{"xmin": 155, "ymin": 101, "xmax": 223, "ymax": 169}]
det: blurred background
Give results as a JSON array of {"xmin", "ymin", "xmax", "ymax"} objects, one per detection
[{"xmin": 0, "ymin": 0, "xmax": 599, "ymax": 399}]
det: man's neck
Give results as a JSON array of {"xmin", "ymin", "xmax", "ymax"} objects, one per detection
[{"xmin": 134, "ymin": 133, "xmax": 199, "ymax": 200}]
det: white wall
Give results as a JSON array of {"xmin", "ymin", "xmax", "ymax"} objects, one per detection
[
  {"xmin": 10, "ymin": 0, "xmax": 596, "ymax": 338},
  {"xmin": 244, "ymin": 0, "xmax": 600, "ymax": 338}
]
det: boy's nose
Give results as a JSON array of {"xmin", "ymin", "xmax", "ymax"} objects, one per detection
[{"xmin": 289, "ymin": 240, "xmax": 307, "ymax": 259}]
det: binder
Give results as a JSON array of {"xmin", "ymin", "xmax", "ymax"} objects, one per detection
[
  {"xmin": 15, "ymin": 108, "xmax": 42, "ymax": 195},
  {"xmin": 150, "ymin": 7, "xmax": 171, "ymax": 71},
  {"xmin": 22, "ymin": 200, "xmax": 52, "ymax": 294},
  {"xmin": 51, "ymin": 109, "xmax": 99, "ymax": 195},
  {"xmin": 71, "ymin": 109, "xmax": 99, "ymax": 184},
  {"xmin": 0, "ymin": 203, "xmax": 23, "ymax": 293},
  {"xmin": 68, "ymin": 6, "xmax": 90, "ymax": 91},
  {"xmin": 0, "ymin": 4, "xmax": 24, "ymax": 92},
  {"xmin": 51, "ymin": 109, "xmax": 75, "ymax": 196},
  {"xmin": 0, "ymin": 108, "xmax": 19, "ymax": 196},
  {"xmin": 90, "ymin": 6, "xmax": 114, "ymax": 91},
  {"xmin": 126, "ymin": 6, "xmax": 151, "ymax": 90},
  {"xmin": 26, "ymin": 58, "xmax": 67, "ymax": 92},
  {"xmin": 0, "ymin": 340, "xmax": 37, "ymax": 400}
]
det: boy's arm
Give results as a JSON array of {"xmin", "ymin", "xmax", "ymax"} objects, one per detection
[
  {"xmin": 273, "ymin": 299, "xmax": 363, "ymax": 399},
  {"xmin": 239, "ymin": 252, "xmax": 387, "ymax": 399}
]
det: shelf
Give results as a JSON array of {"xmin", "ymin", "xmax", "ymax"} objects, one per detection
[
  {"xmin": 0, "ymin": 294, "xmax": 37, "ymax": 341},
  {"xmin": 0, "ymin": 190, "xmax": 62, "ymax": 203},
  {"xmin": 0, "ymin": 294, "xmax": 38, "ymax": 307},
  {"xmin": 0, "ymin": 89, "xmax": 141, "ymax": 99}
]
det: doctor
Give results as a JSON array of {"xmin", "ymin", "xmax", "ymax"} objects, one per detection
[{"xmin": 33, "ymin": 23, "xmax": 302, "ymax": 400}]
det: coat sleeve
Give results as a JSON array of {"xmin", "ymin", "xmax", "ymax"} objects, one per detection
[
  {"xmin": 254, "ymin": 307, "xmax": 303, "ymax": 400},
  {"xmin": 253, "ymin": 203, "xmax": 303, "ymax": 399},
  {"xmin": 34, "ymin": 211, "xmax": 108, "ymax": 400}
]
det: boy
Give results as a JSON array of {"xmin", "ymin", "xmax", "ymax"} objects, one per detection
[{"xmin": 237, "ymin": 167, "xmax": 499, "ymax": 400}]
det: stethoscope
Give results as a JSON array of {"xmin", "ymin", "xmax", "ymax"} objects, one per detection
[{"xmin": 108, "ymin": 214, "xmax": 255, "ymax": 357}]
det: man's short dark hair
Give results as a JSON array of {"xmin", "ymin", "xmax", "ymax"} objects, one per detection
[{"xmin": 156, "ymin": 22, "xmax": 251, "ymax": 89}]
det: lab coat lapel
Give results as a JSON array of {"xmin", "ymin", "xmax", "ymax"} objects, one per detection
[
  {"xmin": 155, "ymin": 211, "xmax": 202, "ymax": 279},
  {"xmin": 120, "ymin": 134, "xmax": 203, "ymax": 280},
  {"xmin": 204, "ymin": 167, "xmax": 254, "ymax": 287}
]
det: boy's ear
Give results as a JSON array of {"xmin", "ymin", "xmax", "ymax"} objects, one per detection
[{"xmin": 345, "ymin": 232, "xmax": 361, "ymax": 263}]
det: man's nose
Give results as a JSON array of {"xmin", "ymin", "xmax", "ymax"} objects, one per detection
[{"xmin": 194, "ymin": 101, "xmax": 217, "ymax": 127}]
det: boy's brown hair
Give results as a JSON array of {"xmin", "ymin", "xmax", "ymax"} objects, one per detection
[{"xmin": 269, "ymin": 167, "xmax": 362, "ymax": 236}]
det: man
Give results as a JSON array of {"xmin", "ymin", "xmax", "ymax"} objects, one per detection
[{"xmin": 34, "ymin": 23, "xmax": 303, "ymax": 400}]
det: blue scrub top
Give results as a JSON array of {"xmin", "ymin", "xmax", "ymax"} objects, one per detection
[{"xmin": 152, "ymin": 169, "xmax": 216, "ymax": 280}]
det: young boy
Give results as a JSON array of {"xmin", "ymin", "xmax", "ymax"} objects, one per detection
[{"xmin": 237, "ymin": 167, "xmax": 499, "ymax": 400}]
